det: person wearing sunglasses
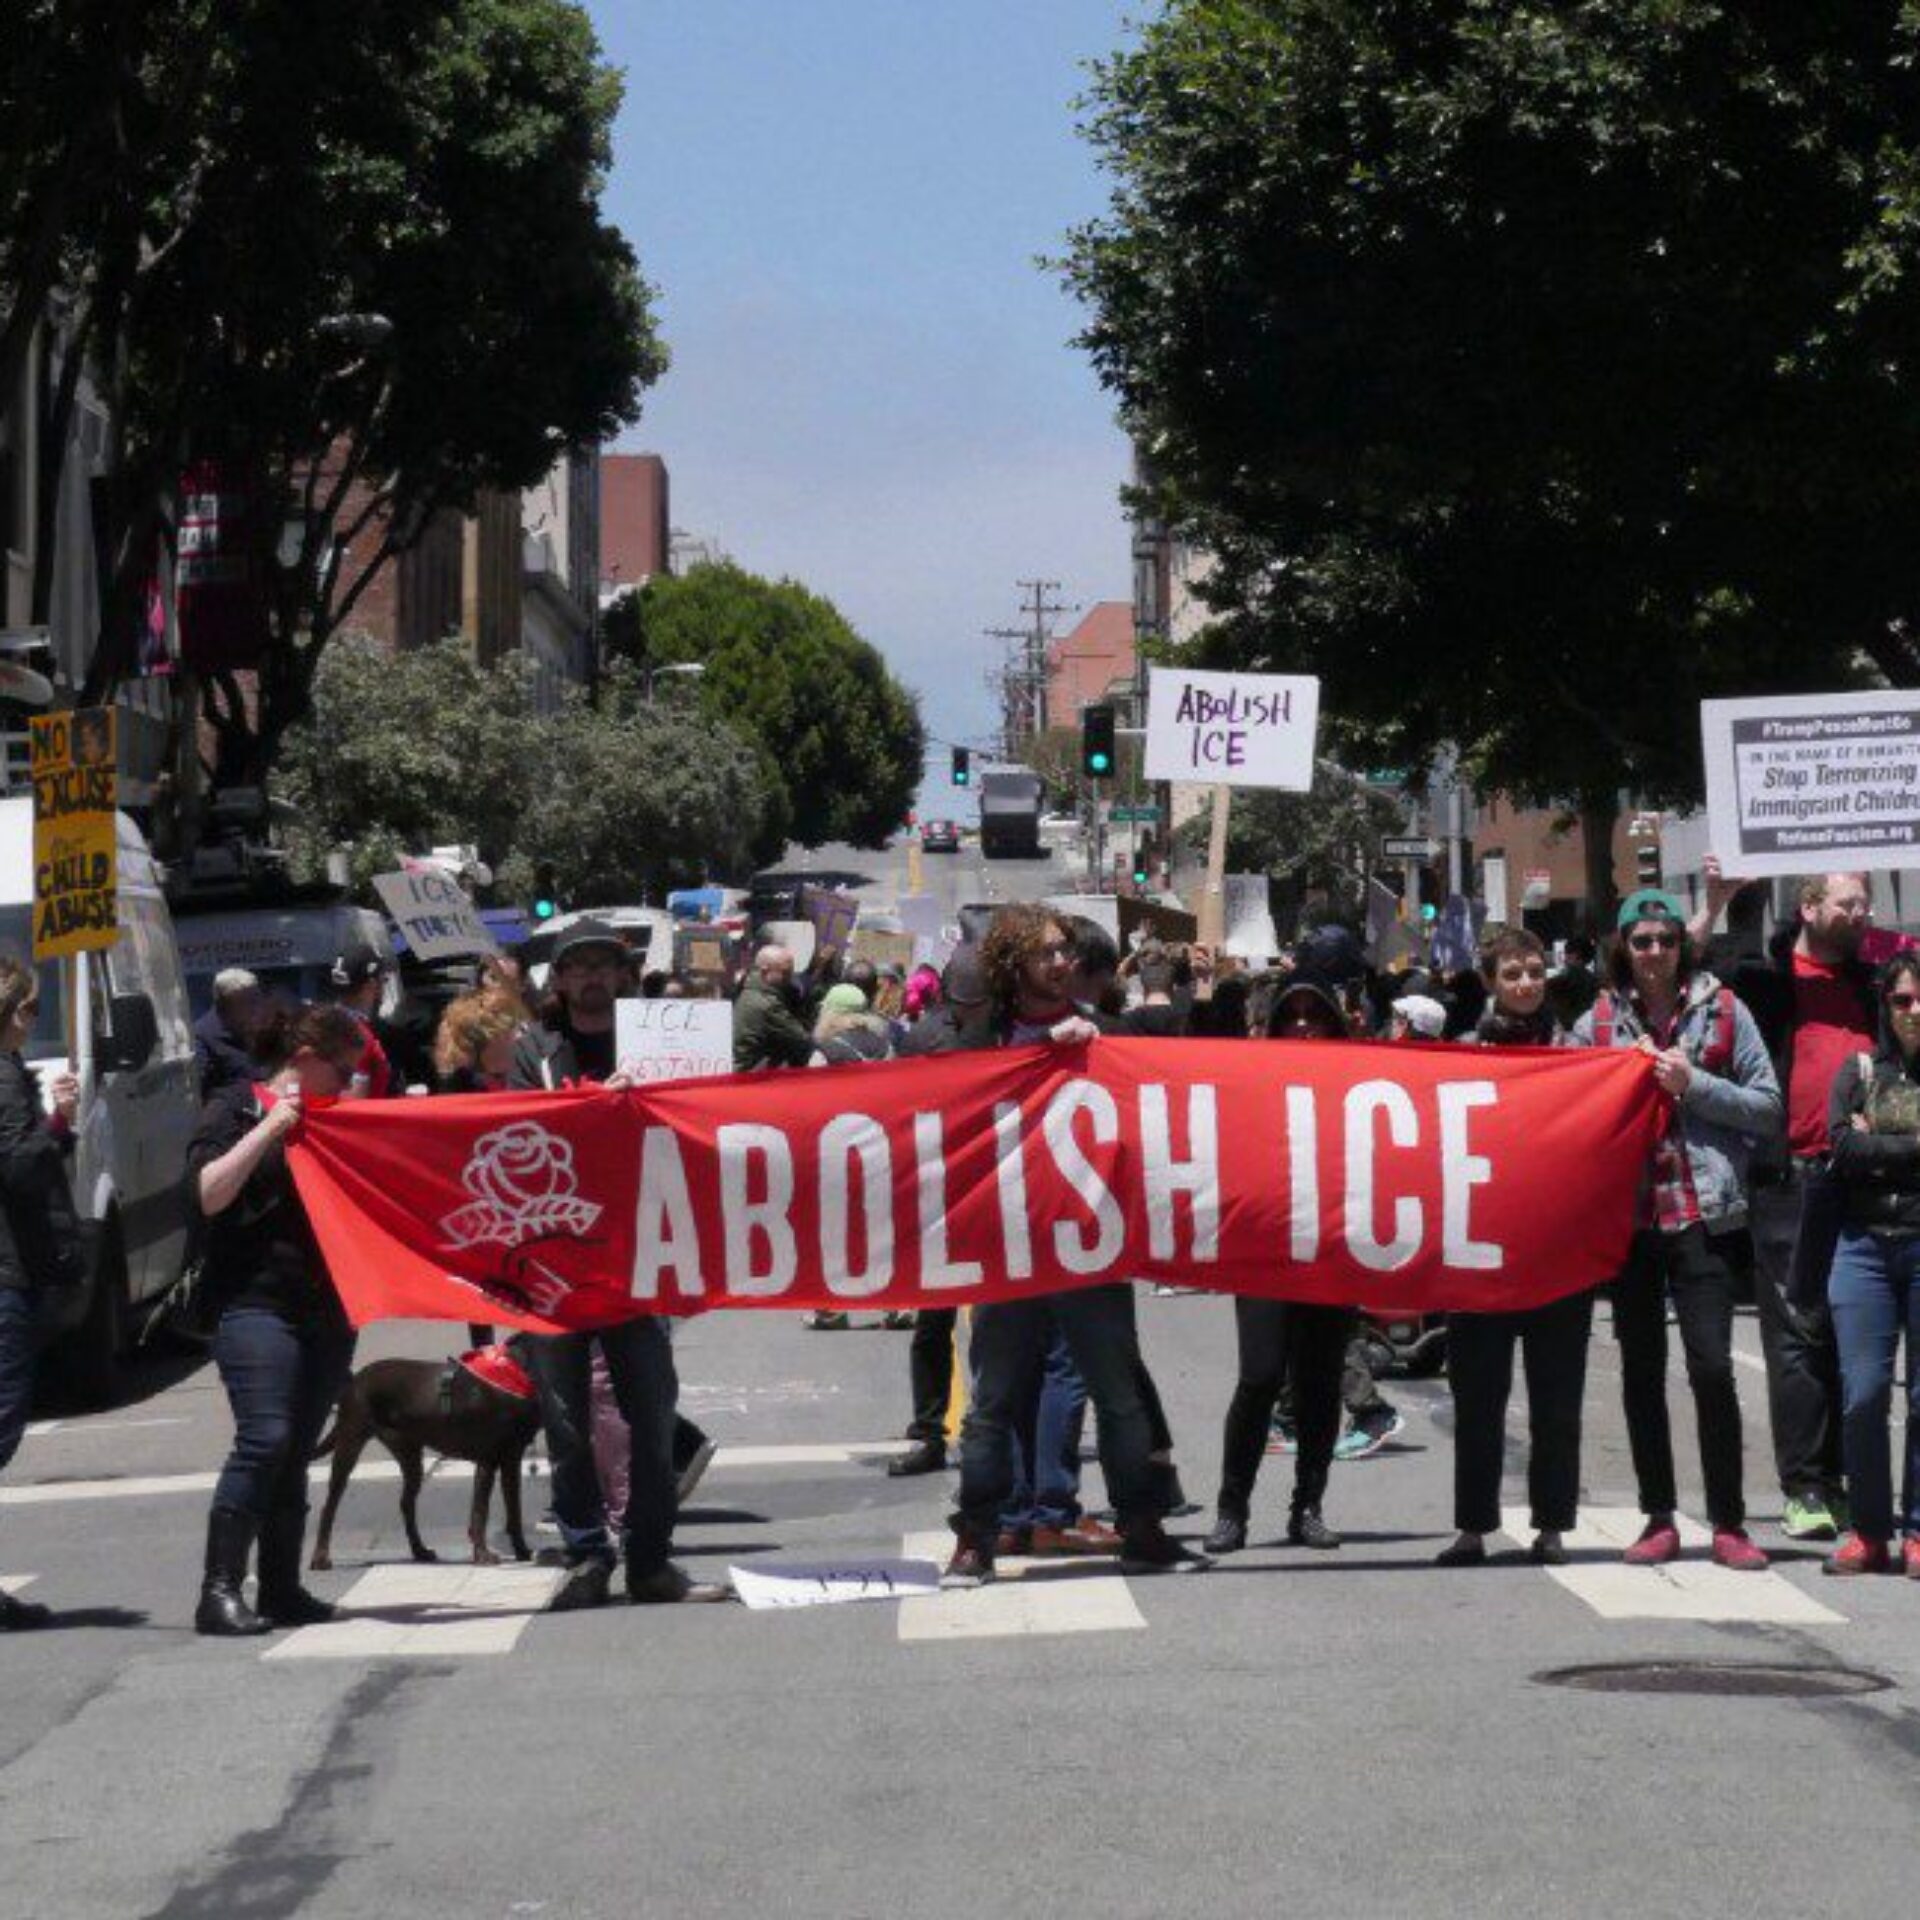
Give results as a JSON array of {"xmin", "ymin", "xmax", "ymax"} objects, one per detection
[
  {"xmin": 1437, "ymin": 929, "xmax": 1592, "ymax": 1567},
  {"xmin": 1573, "ymin": 890, "xmax": 1782, "ymax": 1569},
  {"xmin": 1821, "ymin": 956, "xmax": 1920, "ymax": 1575}
]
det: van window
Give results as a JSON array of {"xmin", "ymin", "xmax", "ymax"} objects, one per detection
[
  {"xmin": 0, "ymin": 909, "xmax": 71, "ymax": 1063},
  {"xmin": 108, "ymin": 895, "xmax": 194, "ymax": 1060}
]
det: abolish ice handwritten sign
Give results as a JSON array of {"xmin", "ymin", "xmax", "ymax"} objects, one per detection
[
  {"xmin": 1144, "ymin": 667, "xmax": 1320, "ymax": 790},
  {"xmin": 614, "ymin": 999, "xmax": 734, "ymax": 1083},
  {"xmin": 373, "ymin": 871, "xmax": 499, "ymax": 962},
  {"xmin": 1702, "ymin": 691, "xmax": 1920, "ymax": 878}
]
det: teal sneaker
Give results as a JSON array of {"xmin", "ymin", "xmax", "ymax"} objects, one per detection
[{"xmin": 1782, "ymin": 1494, "xmax": 1838, "ymax": 1542}]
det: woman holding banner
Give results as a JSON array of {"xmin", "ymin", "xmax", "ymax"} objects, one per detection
[
  {"xmin": 0, "ymin": 957, "xmax": 82, "ymax": 1630},
  {"xmin": 188, "ymin": 1005, "xmax": 365, "ymax": 1636},
  {"xmin": 1574, "ymin": 890, "xmax": 1782, "ymax": 1571},
  {"xmin": 1436, "ymin": 929, "xmax": 1591, "ymax": 1567}
]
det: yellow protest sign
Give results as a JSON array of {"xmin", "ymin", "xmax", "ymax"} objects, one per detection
[{"xmin": 31, "ymin": 707, "xmax": 117, "ymax": 960}]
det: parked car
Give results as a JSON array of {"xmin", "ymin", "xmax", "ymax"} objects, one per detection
[
  {"xmin": 921, "ymin": 819, "xmax": 961, "ymax": 853},
  {"xmin": 0, "ymin": 798, "xmax": 199, "ymax": 1402}
]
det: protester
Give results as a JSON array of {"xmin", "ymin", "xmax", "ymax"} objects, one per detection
[
  {"xmin": 887, "ymin": 947, "xmax": 989, "ymax": 1474},
  {"xmin": 1573, "ymin": 888, "xmax": 1783, "ymax": 1570},
  {"xmin": 0, "ymin": 958, "xmax": 80, "ymax": 1631},
  {"xmin": 1821, "ymin": 954, "xmax": 1920, "ymax": 1575},
  {"xmin": 433, "ymin": 989, "xmax": 525, "ymax": 1093},
  {"xmin": 1437, "ymin": 929, "xmax": 1592, "ymax": 1567},
  {"xmin": 944, "ymin": 904, "xmax": 1201, "ymax": 1584},
  {"xmin": 1545, "ymin": 933, "xmax": 1602, "ymax": 1031},
  {"xmin": 1387, "ymin": 993, "xmax": 1447, "ymax": 1042},
  {"xmin": 1204, "ymin": 970, "xmax": 1356, "ymax": 1555},
  {"xmin": 902, "ymin": 965, "xmax": 942, "ymax": 1027},
  {"xmin": 329, "ymin": 940, "xmax": 396, "ymax": 1097},
  {"xmin": 1125, "ymin": 943, "xmax": 1186, "ymax": 1037},
  {"xmin": 734, "ymin": 944, "xmax": 815, "ymax": 1071},
  {"xmin": 1711, "ymin": 866, "xmax": 1872, "ymax": 1543},
  {"xmin": 193, "ymin": 968, "xmax": 267, "ymax": 1097},
  {"xmin": 188, "ymin": 1003, "xmax": 365, "ymax": 1636},
  {"xmin": 509, "ymin": 920, "xmax": 722, "ymax": 1606}
]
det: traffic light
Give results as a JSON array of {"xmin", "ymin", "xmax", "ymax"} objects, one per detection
[
  {"xmin": 532, "ymin": 861, "xmax": 559, "ymax": 923},
  {"xmin": 950, "ymin": 746, "xmax": 971, "ymax": 788},
  {"xmin": 1081, "ymin": 704, "xmax": 1115, "ymax": 778},
  {"xmin": 1131, "ymin": 846, "xmax": 1151, "ymax": 888}
]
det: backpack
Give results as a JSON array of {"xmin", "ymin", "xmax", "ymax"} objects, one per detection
[{"xmin": 1590, "ymin": 985, "xmax": 1737, "ymax": 1076}]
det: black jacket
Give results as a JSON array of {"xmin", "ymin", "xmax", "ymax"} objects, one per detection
[
  {"xmin": 0, "ymin": 1055, "xmax": 80, "ymax": 1292},
  {"xmin": 1727, "ymin": 930, "xmax": 1878, "ymax": 1098},
  {"xmin": 1829, "ymin": 1038, "xmax": 1920, "ymax": 1237},
  {"xmin": 192, "ymin": 1008, "xmax": 259, "ymax": 1100},
  {"xmin": 508, "ymin": 1019, "xmax": 615, "ymax": 1090}
]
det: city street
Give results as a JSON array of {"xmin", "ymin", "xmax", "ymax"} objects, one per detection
[{"xmin": 2, "ymin": 1290, "xmax": 1917, "ymax": 1920}]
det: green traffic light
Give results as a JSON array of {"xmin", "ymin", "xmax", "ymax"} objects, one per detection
[
  {"xmin": 534, "ymin": 899, "xmax": 557, "ymax": 922},
  {"xmin": 1090, "ymin": 752, "xmax": 1111, "ymax": 773}
]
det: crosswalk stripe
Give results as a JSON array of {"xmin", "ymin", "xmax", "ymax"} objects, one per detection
[
  {"xmin": 264, "ymin": 1563, "xmax": 564, "ymax": 1660},
  {"xmin": 1499, "ymin": 1505, "xmax": 1844, "ymax": 1625},
  {"xmin": 1, "ymin": 1573, "xmax": 37, "ymax": 1595},
  {"xmin": 894, "ymin": 1529, "xmax": 1147, "ymax": 1642}
]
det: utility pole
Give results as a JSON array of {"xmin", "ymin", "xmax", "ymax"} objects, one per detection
[{"xmin": 984, "ymin": 578, "xmax": 1068, "ymax": 762}]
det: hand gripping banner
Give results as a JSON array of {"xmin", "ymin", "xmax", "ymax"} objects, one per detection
[{"xmin": 287, "ymin": 1038, "xmax": 1666, "ymax": 1334}]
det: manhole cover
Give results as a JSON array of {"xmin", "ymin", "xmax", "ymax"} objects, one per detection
[{"xmin": 1534, "ymin": 1660, "xmax": 1892, "ymax": 1699}]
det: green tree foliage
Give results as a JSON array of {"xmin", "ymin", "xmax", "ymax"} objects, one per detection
[
  {"xmin": 276, "ymin": 637, "xmax": 782, "ymax": 897},
  {"xmin": 1065, "ymin": 3, "xmax": 1920, "ymax": 895},
  {"xmin": 605, "ymin": 563, "xmax": 927, "ymax": 849}
]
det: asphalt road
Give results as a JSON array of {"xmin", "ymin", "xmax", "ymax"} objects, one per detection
[{"xmin": 4, "ymin": 1276, "xmax": 1919, "ymax": 1920}]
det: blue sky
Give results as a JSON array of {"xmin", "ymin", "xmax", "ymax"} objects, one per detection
[{"xmin": 587, "ymin": 1, "xmax": 1139, "ymax": 819}]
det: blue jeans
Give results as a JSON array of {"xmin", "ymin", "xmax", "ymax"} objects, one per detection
[
  {"xmin": 212, "ymin": 1306, "xmax": 357, "ymax": 1518},
  {"xmin": 956, "ymin": 1284, "xmax": 1162, "ymax": 1542},
  {"xmin": 1829, "ymin": 1229, "xmax": 1920, "ymax": 1541},
  {"xmin": 523, "ymin": 1318, "xmax": 678, "ymax": 1575},
  {"xmin": 999, "ymin": 1313, "xmax": 1088, "ymax": 1532},
  {"xmin": 0, "ymin": 1286, "xmax": 39, "ymax": 1478}
]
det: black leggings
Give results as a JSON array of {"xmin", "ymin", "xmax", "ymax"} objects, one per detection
[{"xmin": 1216, "ymin": 1298, "xmax": 1354, "ymax": 1519}]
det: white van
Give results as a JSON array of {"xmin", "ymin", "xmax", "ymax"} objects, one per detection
[{"xmin": 0, "ymin": 797, "xmax": 199, "ymax": 1400}]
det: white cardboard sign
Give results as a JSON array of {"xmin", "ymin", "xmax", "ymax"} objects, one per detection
[
  {"xmin": 372, "ymin": 870, "xmax": 498, "ymax": 961},
  {"xmin": 1145, "ymin": 667, "xmax": 1320, "ymax": 790},
  {"xmin": 614, "ymin": 998, "xmax": 734, "ymax": 1083},
  {"xmin": 728, "ymin": 1558, "xmax": 940, "ymax": 1611},
  {"xmin": 1702, "ymin": 690, "xmax": 1920, "ymax": 878}
]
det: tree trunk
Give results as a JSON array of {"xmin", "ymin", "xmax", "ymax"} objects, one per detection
[{"xmin": 1580, "ymin": 797, "xmax": 1620, "ymax": 933}]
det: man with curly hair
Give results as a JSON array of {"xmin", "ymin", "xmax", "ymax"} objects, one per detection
[{"xmin": 943, "ymin": 905, "xmax": 1207, "ymax": 1585}]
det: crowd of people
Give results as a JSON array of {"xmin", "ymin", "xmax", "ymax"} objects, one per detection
[{"xmin": 0, "ymin": 863, "xmax": 1916, "ymax": 1632}]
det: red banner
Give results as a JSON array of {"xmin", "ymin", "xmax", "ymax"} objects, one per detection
[{"xmin": 287, "ymin": 1038, "xmax": 1665, "ymax": 1334}]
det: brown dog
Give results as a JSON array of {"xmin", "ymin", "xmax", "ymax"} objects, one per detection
[{"xmin": 310, "ymin": 1354, "xmax": 542, "ymax": 1571}]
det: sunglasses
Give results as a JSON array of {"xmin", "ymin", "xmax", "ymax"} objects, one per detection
[
  {"xmin": 1628, "ymin": 931, "xmax": 1680, "ymax": 952},
  {"xmin": 1889, "ymin": 993, "xmax": 1920, "ymax": 1012}
]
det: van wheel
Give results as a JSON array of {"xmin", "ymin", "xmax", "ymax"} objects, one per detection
[{"xmin": 56, "ymin": 1220, "xmax": 128, "ymax": 1410}]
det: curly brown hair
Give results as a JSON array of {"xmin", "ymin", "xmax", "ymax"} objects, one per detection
[
  {"xmin": 433, "ymin": 988, "xmax": 525, "ymax": 1081},
  {"xmin": 979, "ymin": 903, "xmax": 1068, "ymax": 1017}
]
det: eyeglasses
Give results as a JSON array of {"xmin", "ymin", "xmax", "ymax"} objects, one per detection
[
  {"xmin": 1628, "ymin": 931, "xmax": 1680, "ymax": 952},
  {"xmin": 1037, "ymin": 942, "xmax": 1071, "ymax": 960},
  {"xmin": 1890, "ymin": 993, "xmax": 1920, "ymax": 1012}
]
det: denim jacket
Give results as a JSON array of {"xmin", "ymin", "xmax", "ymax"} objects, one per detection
[{"xmin": 1571, "ymin": 971, "xmax": 1783, "ymax": 1230}]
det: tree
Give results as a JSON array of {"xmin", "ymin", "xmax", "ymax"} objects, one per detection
[
  {"xmin": 605, "ymin": 563, "xmax": 926, "ymax": 848},
  {"xmin": 275, "ymin": 637, "xmax": 785, "ymax": 899},
  {"xmin": 1064, "ymin": 3, "xmax": 1920, "ymax": 913}
]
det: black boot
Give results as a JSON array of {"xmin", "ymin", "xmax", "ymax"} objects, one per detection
[
  {"xmin": 887, "ymin": 1437, "xmax": 947, "ymax": 1478},
  {"xmin": 194, "ymin": 1507, "xmax": 271, "ymax": 1637},
  {"xmin": 1203, "ymin": 1507, "xmax": 1248, "ymax": 1555},
  {"xmin": 255, "ymin": 1506, "xmax": 335, "ymax": 1627}
]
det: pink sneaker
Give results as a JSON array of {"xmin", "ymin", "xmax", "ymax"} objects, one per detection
[
  {"xmin": 1712, "ymin": 1528, "xmax": 1768, "ymax": 1572},
  {"xmin": 1623, "ymin": 1518, "xmax": 1681, "ymax": 1566}
]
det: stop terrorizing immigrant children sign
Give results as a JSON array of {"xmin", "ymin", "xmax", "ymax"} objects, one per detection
[
  {"xmin": 287, "ymin": 1040, "xmax": 1663, "ymax": 1333},
  {"xmin": 1144, "ymin": 667, "xmax": 1320, "ymax": 789}
]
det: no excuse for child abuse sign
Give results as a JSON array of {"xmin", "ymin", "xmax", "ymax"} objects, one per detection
[
  {"xmin": 1702, "ymin": 690, "xmax": 1920, "ymax": 878},
  {"xmin": 31, "ymin": 707, "xmax": 117, "ymax": 960}
]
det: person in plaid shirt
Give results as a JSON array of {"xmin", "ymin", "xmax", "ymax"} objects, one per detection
[{"xmin": 1574, "ymin": 890, "xmax": 1783, "ymax": 1571}]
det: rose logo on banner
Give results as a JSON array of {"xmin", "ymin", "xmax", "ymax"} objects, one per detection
[{"xmin": 439, "ymin": 1123, "xmax": 604, "ymax": 1251}]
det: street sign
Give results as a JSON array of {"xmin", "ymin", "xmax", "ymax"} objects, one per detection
[
  {"xmin": 1381, "ymin": 836, "xmax": 1441, "ymax": 861},
  {"xmin": 1108, "ymin": 804, "xmax": 1160, "ymax": 825}
]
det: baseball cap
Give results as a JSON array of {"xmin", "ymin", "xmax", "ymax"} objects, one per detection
[
  {"xmin": 1616, "ymin": 888, "xmax": 1687, "ymax": 932},
  {"xmin": 1391, "ymin": 993, "xmax": 1448, "ymax": 1039},
  {"xmin": 550, "ymin": 919, "xmax": 628, "ymax": 966},
  {"xmin": 820, "ymin": 983, "xmax": 867, "ymax": 1014},
  {"xmin": 330, "ymin": 940, "xmax": 389, "ymax": 989}
]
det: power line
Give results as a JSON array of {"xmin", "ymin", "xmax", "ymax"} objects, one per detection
[{"xmin": 983, "ymin": 578, "xmax": 1070, "ymax": 760}]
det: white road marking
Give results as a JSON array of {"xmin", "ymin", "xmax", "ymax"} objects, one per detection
[
  {"xmin": 1500, "ymin": 1505, "xmax": 1844, "ymax": 1625},
  {"xmin": 1731, "ymin": 1336, "xmax": 1767, "ymax": 1376},
  {"xmin": 23, "ymin": 1420, "xmax": 59, "ymax": 1437},
  {"xmin": 1, "ymin": 1573, "xmax": 37, "ymax": 1595},
  {"xmin": 0, "ymin": 1441, "xmax": 912, "ymax": 1506},
  {"xmin": 264, "ymin": 1563, "xmax": 564, "ymax": 1660},
  {"xmin": 894, "ymin": 1529, "xmax": 1147, "ymax": 1643}
]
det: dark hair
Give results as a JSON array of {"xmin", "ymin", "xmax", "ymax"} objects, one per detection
[
  {"xmin": 843, "ymin": 959, "xmax": 879, "ymax": 1001},
  {"xmin": 1136, "ymin": 943, "xmax": 1175, "ymax": 996},
  {"xmin": 1563, "ymin": 934, "xmax": 1596, "ymax": 967},
  {"xmin": 1478, "ymin": 927, "xmax": 1546, "ymax": 982},
  {"xmin": 1879, "ymin": 954, "xmax": 1920, "ymax": 1001},
  {"xmin": 1067, "ymin": 917, "xmax": 1120, "ymax": 984},
  {"xmin": 252, "ymin": 1003, "xmax": 366, "ymax": 1072},
  {"xmin": 1605, "ymin": 915, "xmax": 1696, "ymax": 994}
]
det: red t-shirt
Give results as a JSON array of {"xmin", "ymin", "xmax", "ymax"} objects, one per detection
[{"xmin": 1788, "ymin": 951, "xmax": 1873, "ymax": 1158}]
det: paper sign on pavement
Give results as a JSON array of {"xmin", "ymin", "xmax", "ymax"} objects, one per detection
[
  {"xmin": 729, "ymin": 1558, "xmax": 940, "ymax": 1611},
  {"xmin": 615, "ymin": 999, "xmax": 734, "ymax": 1083},
  {"xmin": 1702, "ymin": 690, "xmax": 1920, "ymax": 877},
  {"xmin": 1145, "ymin": 667, "xmax": 1320, "ymax": 791},
  {"xmin": 373, "ymin": 870, "xmax": 498, "ymax": 961}
]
